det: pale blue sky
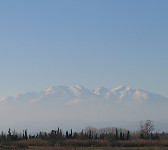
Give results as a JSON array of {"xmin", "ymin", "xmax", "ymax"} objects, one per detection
[{"xmin": 0, "ymin": 0, "xmax": 168, "ymax": 97}]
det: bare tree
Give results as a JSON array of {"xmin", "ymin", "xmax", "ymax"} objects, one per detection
[{"xmin": 139, "ymin": 120, "xmax": 155, "ymax": 139}]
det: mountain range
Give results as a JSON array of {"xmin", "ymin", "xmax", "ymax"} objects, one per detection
[
  {"xmin": 0, "ymin": 85, "xmax": 168, "ymax": 132},
  {"xmin": 1, "ymin": 85, "xmax": 167, "ymax": 104}
]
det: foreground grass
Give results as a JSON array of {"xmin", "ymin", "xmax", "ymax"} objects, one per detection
[
  {"xmin": 26, "ymin": 147, "xmax": 168, "ymax": 150},
  {"xmin": 1, "ymin": 145, "xmax": 168, "ymax": 150},
  {"xmin": 1, "ymin": 139, "xmax": 168, "ymax": 150}
]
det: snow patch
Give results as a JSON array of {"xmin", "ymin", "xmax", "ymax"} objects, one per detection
[
  {"xmin": 93, "ymin": 88, "xmax": 101, "ymax": 95},
  {"xmin": 0, "ymin": 97, "xmax": 8, "ymax": 102},
  {"xmin": 76, "ymin": 85, "xmax": 82, "ymax": 90},
  {"xmin": 134, "ymin": 90, "xmax": 148, "ymax": 100},
  {"xmin": 69, "ymin": 87, "xmax": 81, "ymax": 97},
  {"xmin": 44, "ymin": 88, "xmax": 55, "ymax": 95}
]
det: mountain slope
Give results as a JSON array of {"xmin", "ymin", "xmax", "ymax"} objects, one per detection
[
  {"xmin": 2, "ymin": 85, "xmax": 167, "ymax": 104},
  {"xmin": 0, "ymin": 85, "xmax": 168, "ymax": 131}
]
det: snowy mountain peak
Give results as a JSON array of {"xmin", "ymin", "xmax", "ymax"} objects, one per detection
[
  {"xmin": 75, "ymin": 85, "xmax": 84, "ymax": 90},
  {"xmin": 92, "ymin": 87, "xmax": 109, "ymax": 96},
  {"xmin": 0, "ymin": 85, "xmax": 168, "ymax": 105},
  {"xmin": 0, "ymin": 85, "xmax": 168, "ymax": 130},
  {"xmin": 110, "ymin": 85, "xmax": 133, "ymax": 92},
  {"xmin": 44, "ymin": 87, "xmax": 55, "ymax": 95},
  {"xmin": 102, "ymin": 85, "xmax": 148, "ymax": 102}
]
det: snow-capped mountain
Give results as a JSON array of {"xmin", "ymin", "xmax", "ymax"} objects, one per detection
[
  {"xmin": 0, "ymin": 85, "xmax": 168, "ymax": 131},
  {"xmin": 92, "ymin": 85, "xmax": 149, "ymax": 103},
  {"xmin": 1, "ymin": 85, "xmax": 167, "ymax": 104}
]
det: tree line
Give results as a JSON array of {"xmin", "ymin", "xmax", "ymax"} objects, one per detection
[
  {"xmin": 0, "ymin": 127, "xmax": 130, "ymax": 142},
  {"xmin": 0, "ymin": 120, "xmax": 167, "ymax": 144}
]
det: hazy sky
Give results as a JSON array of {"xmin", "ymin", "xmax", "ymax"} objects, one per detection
[{"xmin": 0, "ymin": 0, "xmax": 168, "ymax": 98}]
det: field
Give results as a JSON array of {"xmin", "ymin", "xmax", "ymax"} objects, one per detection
[
  {"xmin": 1, "ymin": 139, "xmax": 168, "ymax": 150},
  {"xmin": 25, "ymin": 147, "xmax": 168, "ymax": 150}
]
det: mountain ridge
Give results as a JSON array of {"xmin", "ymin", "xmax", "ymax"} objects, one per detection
[
  {"xmin": 1, "ymin": 85, "xmax": 167, "ymax": 104},
  {"xmin": 0, "ymin": 85, "xmax": 168, "ymax": 131}
]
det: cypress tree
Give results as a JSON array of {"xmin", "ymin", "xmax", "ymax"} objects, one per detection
[
  {"xmin": 120, "ymin": 131, "xmax": 123, "ymax": 140},
  {"xmin": 115, "ymin": 128, "xmax": 118, "ymax": 140},
  {"xmin": 25, "ymin": 129, "xmax": 28, "ymax": 140},
  {"xmin": 70, "ymin": 129, "xmax": 73, "ymax": 138},
  {"xmin": 126, "ymin": 131, "xmax": 130, "ymax": 140}
]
